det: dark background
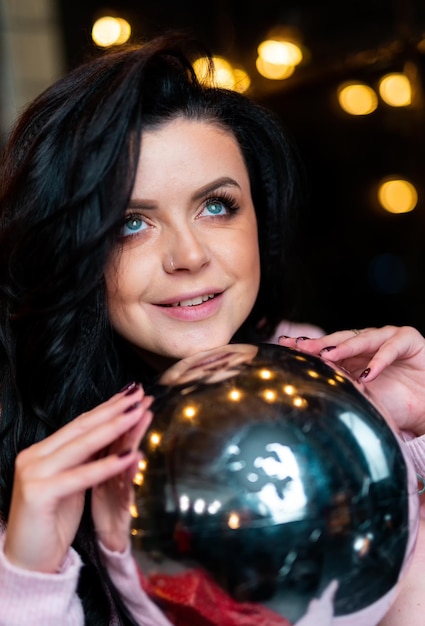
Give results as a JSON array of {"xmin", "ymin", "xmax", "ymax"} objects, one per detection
[{"xmin": 57, "ymin": 0, "xmax": 425, "ymax": 334}]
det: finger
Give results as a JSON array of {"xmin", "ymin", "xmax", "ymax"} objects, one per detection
[
  {"xmin": 34, "ymin": 449, "xmax": 141, "ymax": 504},
  {"xmin": 319, "ymin": 326, "xmax": 421, "ymax": 380},
  {"xmin": 18, "ymin": 400, "xmax": 147, "ymax": 480},
  {"xmin": 355, "ymin": 326, "xmax": 425, "ymax": 381},
  {"xmin": 313, "ymin": 326, "xmax": 397, "ymax": 360},
  {"xmin": 29, "ymin": 385, "xmax": 146, "ymax": 458},
  {"xmin": 107, "ymin": 398, "xmax": 154, "ymax": 456}
]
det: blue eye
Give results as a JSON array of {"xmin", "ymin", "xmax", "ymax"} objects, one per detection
[
  {"xmin": 121, "ymin": 214, "xmax": 147, "ymax": 237},
  {"xmin": 200, "ymin": 192, "xmax": 240, "ymax": 219},
  {"xmin": 202, "ymin": 199, "xmax": 228, "ymax": 217}
]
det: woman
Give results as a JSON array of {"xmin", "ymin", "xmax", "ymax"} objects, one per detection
[{"xmin": 0, "ymin": 33, "xmax": 423, "ymax": 624}]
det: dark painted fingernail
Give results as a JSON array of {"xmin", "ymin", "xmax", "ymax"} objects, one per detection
[
  {"xmin": 295, "ymin": 336, "xmax": 310, "ymax": 343},
  {"xmin": 359, "ymin": 368, "xmax": 370, "ymax": 380},
  {"xmin": 125, "ymin": 383, "xmax": 141, "ymax": 396},
  {"xmin": 120, "ymin": 381, "xmax": 136, "ymax": 393},
  {"xmin": 124, "ymin": 401, "xmax": 141, "ymax": 413},
  {"xmin": 118, "ymin": 448, "xmax": 132, "ymax": 457},
  {"xmin": 320, "ymin": 346, "xmax": 336, "ymax": 354}
]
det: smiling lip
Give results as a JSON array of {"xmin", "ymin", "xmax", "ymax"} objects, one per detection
[{"xmin": 155, "ymin": 291, "xmax": 223, "ymax": 321}]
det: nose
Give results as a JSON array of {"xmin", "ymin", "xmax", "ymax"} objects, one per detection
[{"xmin": 163, "ymin": 224, "xmax": 210, "ymax": 273}]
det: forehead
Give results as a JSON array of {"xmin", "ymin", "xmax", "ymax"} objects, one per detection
[{"xmin": 132, "ymin": 118, "xmax": 249, "ymax": 195}]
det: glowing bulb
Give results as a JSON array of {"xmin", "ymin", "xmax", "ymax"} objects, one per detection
[
  {"xmin": 379, "ymin": 73, "xmax": 412, "ymax": 107},
  {"xmin": 307, "ymin": 369, "xmax": 319, "ymax": 379},
  {"xmin": 338, "ymin": 83, "xmax": 378, "ymax": 115},
  {"xmin": 149, "ymin": 432, "xmax": 161, "ymax": 447},
  {"xmin": 183, "ymin": 405, "xmax": 197, "ymax": 419},
  {"xmin": 92, "ymin": 16, "xmax": 131, "ymax": 48},
  {"xmin": 193, "ymin": 56, "xmax": 239, "ymax": 90},
  {"xmin": 263, "ymin": 389, "xmax": 277, "ymax": 402},
  {"xmin": 133, "ymin": 472, "xmax": 144, "ymax": 486},
  {"xmin": 228, "ymin": 389, "xmax": 242, "ymax": 401},
  {"xmin": 259, "ymin": 369, "xmax": 272, "ymax": 379},
  {"xmin": 258, "ymin": 40, "xmax": 303, "ymax": 66},
  {"xmin": 232, "ymin": 68, "xmax": 251, "ymax": 93},
  {"xmin": 228, "ymin": 512, "xmax": 240, "ymax": 529},
  {"xmin": 256, "ymin": 56, "xmax": 295, "ymax": 80},
  {"xmin": 378, "ymin": 179, "xmax": 418, "ymax": 214}
]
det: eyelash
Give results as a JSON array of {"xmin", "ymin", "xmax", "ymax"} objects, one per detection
[
  {"xmin": 119, "ymin": 191, "xmax": 241, "ymax": 239},
  {"xmin": 203, "ymin": 191, "xmax": 240, "ymax": 216}
]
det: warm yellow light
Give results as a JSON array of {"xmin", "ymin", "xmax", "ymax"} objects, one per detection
[
  {"xmin": 263, "ymin": 389, "xmax": 277, "ymax": 402},
  {"xmin": 228, "ymin": 512, "xmax": 241, "ymax": 529},
  {"xmin": 259, "ymin": 369, "xmax": 272, "ymax": 379},
  {"xmin": 133, "ymin": 472, "xmax": 144, "ymax": 486},
  {"xmin": 228, "ymin": 389, "xmax": 242, "ymax": 401},
  {"xmin": 379, "ymin": 73, "xmax": 412, "ymax": 107},
  {"xmin": 183, "ymin": 405, "xmax": 197, "ymax": 419},
  {"xmin": 212, "ymin": 56, "xmax": 235, "ymax": 89},
  {"xmin": 193, "ymin": 56, "xmax": 240, "ymax": 90},
  {"xmin": 378, "ymin": 179, "xmax": 418, "ymax": 214},
  {"xmin": 192, "ymin": 57, "xmax": 211, "ymax": 83},
  {"xmin": 92, "ymin": 16, "xmax": 131, "ymax": 48},
  {"xmin": 149, "ymin": 432, "xmax": 161, "ymax": 447},
  {"xmin": 255, "ymin": 56, "xmax": 295, "ymax": 80},
  {"xmin": 258, "ymin": 40, "xmax": 303, "ymax": 66},
  {"xmin": 232, "ymin": 68, "xmax": 251, "ymax": 93},
  {"xmin": 114, "ymin": 18, "xmax": 131, "ymax": 44},
  {"xmin": 338, "ymin": 83, "xmax": 378, "ymax": 115}
]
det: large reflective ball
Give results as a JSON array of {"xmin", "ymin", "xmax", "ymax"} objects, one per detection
[{"xmin": 132, "ymin": 343, "xmax": 419, "ymax": 625}]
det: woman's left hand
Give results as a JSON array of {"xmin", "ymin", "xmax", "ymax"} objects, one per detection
[
  {"xmin": 91, "ymin": 388, "xmax": 153, "ymax": 553},
  {"xmin": 279, "ymin": 325, "xmax": 425, "ymax": 436}
]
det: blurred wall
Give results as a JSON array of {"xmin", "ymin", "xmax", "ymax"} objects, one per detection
[{"xmin": 0, "ymin": 0, "xmax": 64, "ymax": 144}]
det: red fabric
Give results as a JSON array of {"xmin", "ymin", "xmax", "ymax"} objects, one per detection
[{"xmin": 138, "ymin": 566, "xmax": 292, "ymax": 626}]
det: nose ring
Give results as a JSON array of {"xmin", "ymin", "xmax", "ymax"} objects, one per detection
[{"xmin": 169, "ymin": 256, "xmax": 176, "ymax": 271}]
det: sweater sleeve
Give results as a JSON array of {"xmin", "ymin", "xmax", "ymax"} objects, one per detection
[
  {"xmin": 98, "ymin": 540, "xmax": 173, "ymax": 626},
  {"xmin": 401, "ymin": 431, "xmax": 425, "ymax": 477},
  {"xmin": 0, "ymin": 531, "xmax": 84, "ymax": 625}
]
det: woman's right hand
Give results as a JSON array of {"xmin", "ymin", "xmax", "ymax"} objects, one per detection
[{"xmin": 4, "ymin": 385, "xmax": 151, "ymax": 573}]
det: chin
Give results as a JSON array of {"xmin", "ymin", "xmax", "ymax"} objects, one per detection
[{"xmin": 173, "ymin": 336, "xmax": 235, "ymax": 360}]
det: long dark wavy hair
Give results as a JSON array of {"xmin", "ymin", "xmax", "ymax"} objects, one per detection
[{"xmin": 0, "ymin": 34, "xmax": 307, "ymax": 624}]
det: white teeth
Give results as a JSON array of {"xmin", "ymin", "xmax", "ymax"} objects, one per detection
[{"xmin": 171, "ymin": 294, "xmax": 215, "ymax": 307}]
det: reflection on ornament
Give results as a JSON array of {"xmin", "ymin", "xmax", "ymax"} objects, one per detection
[{"xmin": 132, "ymin": 343, "xmax": 419, "ymax": 625}]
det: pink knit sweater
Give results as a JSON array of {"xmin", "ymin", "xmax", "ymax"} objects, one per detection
[{"xmin": 0, "ymin": 533, "xmax": 172, "ymax": 625}]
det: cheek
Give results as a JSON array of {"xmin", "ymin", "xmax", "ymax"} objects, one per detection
[
  {"xmin": 242, "ymin": 225, "xmax": 261, "ymax": 281},
  {"xmin": 104, "ymin": 254, "xmax": 135, "ymax": 316}
]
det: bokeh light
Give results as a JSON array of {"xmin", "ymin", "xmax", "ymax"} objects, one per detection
[
  {"xmin": 377, "ymin": 178, "xmax": 418, "ymax": 214},
  {"xmin": 379, "ymin": 73, "xmax": 412, "ymax": 107},
  {"xmin": 337, "ymin": 82, "xmax": 378, "ymax": 115},
  {"xmin": 193, "ymin": 56, "xmax": 250, "ymax": 92},
  {"xmin": 257, "ymin": 39, "xmax": 303, "ymax": 66},
  {"xmin": 256, "ymin": 57, "xmax": 295, "ymax": 80},
  {"xmin": 92, "ymin": 16, "xmax": 131, "ymax": 48}
]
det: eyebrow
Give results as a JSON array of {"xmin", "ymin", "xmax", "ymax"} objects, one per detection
[{"xmin": 128, "ymin": 176, "xmax": 241, "ymax": 210}]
